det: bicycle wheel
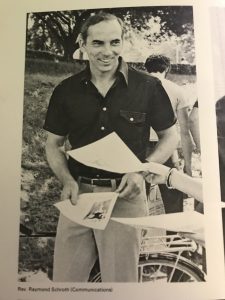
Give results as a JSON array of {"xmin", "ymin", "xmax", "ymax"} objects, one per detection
[{"xmin": 139, "ymin": 253, "xmax": 205, "ymax": 282}]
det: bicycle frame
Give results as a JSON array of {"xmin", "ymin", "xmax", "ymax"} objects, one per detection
[{"xmin": 138, "ymin": 233, "xmax": 206, "ymax": 282}]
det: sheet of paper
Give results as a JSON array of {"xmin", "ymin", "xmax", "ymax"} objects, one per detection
[
  {"xmin": 55, "ymin": 192, "xmax": 118, "ymax": 230},
  {"xmin": 112, "ymin": 211, "xmax": 204, "ymax": 234},
  {"xmin": 67, "ymin": 132, "xmax": 146, "ymax": 173},
  {"xmin": 68, "ymin": 132, "xmax": 169, "ymax": 175}
]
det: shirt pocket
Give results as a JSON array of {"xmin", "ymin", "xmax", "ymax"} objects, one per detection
[{"xmin": 120, "ymin": 110, "xmax": 146, "ymax": 125}]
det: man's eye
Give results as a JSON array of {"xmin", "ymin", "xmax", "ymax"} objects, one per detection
[
  {"xmin": 92, "ymin": 41, "xmax": 102, "ymax": 46},
  {"xmin": 111, "ymin": 40, "xmax": 121, "ymax": 46}
]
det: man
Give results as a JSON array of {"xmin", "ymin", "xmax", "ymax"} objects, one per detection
[
  {"xmin": 145, "ymin": 55, "xmax": 193, "ymax": 176},
  {"xmin": 145, "ymin": 55, "xmax": 193, "ymax": 214},
  {"xmin": 44, "ymin": 13, "xmax": 178, "ymax": 282},
  {"xmin": 216, "ymin": 96, "xmax": 225, "ymax": 202}
]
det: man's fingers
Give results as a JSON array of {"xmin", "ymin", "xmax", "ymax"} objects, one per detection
[
  {"xmin": 70, "ymin": 198, "xmax": 78, "ymax": 206},
  {"xmin": 119, "ymin": 181, "xmax": 141, "ymax": 199},
  {"xmin": 61, "ymin": 189, "xmax": 70, "ymax": 201},
  {"xmin": 118, "ymin": 184, "xmax": 132, "ymax": 199},
  {"xmin": 70, "ymin": 189, "xmax": 78, "ymax": 206},
  {"xmin": 145, "ymin": 173, "xmax": 153, "ymax": 183},
  {"xmin": 61, "ymin": 182, "xmax": 79, "ymax": 205}
]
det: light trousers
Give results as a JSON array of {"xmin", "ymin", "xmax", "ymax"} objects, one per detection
[{"xmin": 53, "ymin": 182, "xmax": 148, "ymax": 282}]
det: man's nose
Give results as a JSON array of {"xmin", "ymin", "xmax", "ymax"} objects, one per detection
[{"xmin": 102, "ymin": 44, "xmax": 113, "ymax": 56}]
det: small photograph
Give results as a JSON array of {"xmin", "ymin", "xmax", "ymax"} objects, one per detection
[
  {"xmin": 211, "ymin": 7, "xmax": 225, "ymax": 202},
  {"xmin": 84, "ymin": 199, "xmax": 111, "ymax": 220}
]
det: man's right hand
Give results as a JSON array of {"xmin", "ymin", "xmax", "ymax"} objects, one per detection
[{"xmin": 61, "ymin": 180, "xmax": 79, "ymax": 205}]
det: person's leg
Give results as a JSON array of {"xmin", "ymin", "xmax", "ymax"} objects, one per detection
[
  {"xmin": 189, "ymin": 107, "xmax": 201, "ymax": 152},
  {"xmin": 94, "ymin": 220, "xmax": 142, "ymax": 282},
  {"xmin": 53, "ymin": 183, "xmax": 98, "ymax": 282},
  {"xmin": 159, "ymin": 184, "xmax": 184, "ymax": 214},
  {"xmin": 53, "ymin": 214, "xmax": 98, "ymax": 282},
  {"xmin": 94, "ymin": 185, "xmax": 148, "ymax": 282}
]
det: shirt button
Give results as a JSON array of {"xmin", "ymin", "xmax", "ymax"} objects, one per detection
[
  {"xmin": 96, "ymin": 174, "xmax": 100, "ymax": 178},
  {"xmin": 130, "ymin": 117, "xmax": 134, "ymax": 122},
  {"xmin": 102, "ymin": 107, "xmax": 107, "ymax": 111},
  {"xmin": 101, "ymin": 126, "xmax": 105, "ymax": 131}
]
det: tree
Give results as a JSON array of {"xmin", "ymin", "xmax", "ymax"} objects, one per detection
[{"xmin": 27, "ymin": 6, "xmax": 194, "ymax": 62}]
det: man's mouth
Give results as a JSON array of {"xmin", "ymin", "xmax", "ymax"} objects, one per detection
[{"xmin": 99, "ymin": 58, "xmax": 113, "ymax": 64}]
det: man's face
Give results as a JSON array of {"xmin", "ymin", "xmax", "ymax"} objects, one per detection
[{"xmin": 80, "ymin": 19, "xmax": 123, "ymax": 75}]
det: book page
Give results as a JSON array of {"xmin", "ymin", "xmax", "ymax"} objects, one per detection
[{"xmin": 1, "ymin": 0, "xmax": 225, "ymax": 299}]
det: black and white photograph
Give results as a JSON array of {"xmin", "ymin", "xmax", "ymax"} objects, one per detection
[
  {"xmin": 84, "ymin": 200, "xmax": 111, "ymax": 220},
  {"xmin": 210, "ymin": 6, "xmax": 225, "ymax": 276},
  {"xmin": 18, "ymin": 4, "xmax": 206, "ymax": 284},
  {"xmin": 3, "ymin": 0, "xmax": 225, "ymax": 299},
  {"xmin": 211, "ymin": 6, "xmax": 225, "ymax": 204}
]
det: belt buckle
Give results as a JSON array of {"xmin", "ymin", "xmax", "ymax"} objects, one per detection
[{"xmin": 90, "ymin": 178, "xmax": 95, "ymax": 185}]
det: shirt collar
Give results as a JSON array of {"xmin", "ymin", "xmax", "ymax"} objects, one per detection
[
  {"xmin": 117, "ymin": 57, "xmax": 128, "ymax": 85},
  {"xmin": 80, "ymin": 57, "xmax": 128, "ymax": 86}
]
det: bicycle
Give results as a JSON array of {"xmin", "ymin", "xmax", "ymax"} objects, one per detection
[{"xmin": 90, "ymin": 232, "xmax": 206, "ymax": 282}]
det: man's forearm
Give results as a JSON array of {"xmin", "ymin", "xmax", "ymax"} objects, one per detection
[
  {"xmin": 178, "ymin": 108, "xmax": 194, "ymax": 175},
  {"xmin": 180, "ymin": 131, "xmax": 193, "ymax": 175},
  {"xmin": 146, "ymin": 125, "xmax": 179, "ymax": 164},
  {"xmin": 46, "ymin": 144, "xmax": 74, "ymax": 185}
]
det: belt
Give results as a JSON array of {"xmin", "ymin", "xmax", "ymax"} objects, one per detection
[{"xmin": 79, "ymin": 176, "xmax": 122, "ymax": 187}]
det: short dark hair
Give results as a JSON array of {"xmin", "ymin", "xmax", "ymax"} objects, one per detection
[
  {"xmin": 80, "ymin": 12, "xmax": 125, "ymax": 41},
  {"xmin": 145, "ymin": 55, "xmax": 171, "ymax": 74}
]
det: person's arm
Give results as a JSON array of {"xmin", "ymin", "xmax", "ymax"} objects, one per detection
[
  {"xmin": 171, "ymin": 150, "xmax": 181, "ymax": 170},
  {"xmin": 189, "ymin": 107, "xmax": 201, "ymax": 152},
  {"xmin": 177, "ymin": 107, "xmax": 193, "ymax": 175},
  {"xmin": 146, "ymin": 125, "xmax": 179, "ymax": 163},
  {"xmin": 169, "ymin": 170, "xmax": 202, "ymax": 202},
  {"xmin": 117, "ymin": 125, "xmax": 179, "ymax": 199},
  {"xmin": 45, "ymin": 132, "xmax": 79, "ymax": 205},
  {"xmin": 147, "ymin": 163, "xmax": 203, "ymax": 203}
]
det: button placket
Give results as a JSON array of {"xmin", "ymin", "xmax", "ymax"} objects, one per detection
[{"xmin": 100, "ymin": 103, "xmax": 108, "ymax": 132}]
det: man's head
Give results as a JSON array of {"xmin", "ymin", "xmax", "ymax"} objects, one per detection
[
  {"xmin": 79, "ymin": 12, "xmax": 124, "ymax": 75},
  {"xmin": 80, "ymin": 12, "xmax": 125, "ymax": 42},
  {"xmin": 145, "ymin": 55, "xmax": 171, "ymax": 77}
]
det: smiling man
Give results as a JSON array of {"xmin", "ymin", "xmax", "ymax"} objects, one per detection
[{"xmin": 44, "ymin": 12, "xmax": 178, "ymax": 282}]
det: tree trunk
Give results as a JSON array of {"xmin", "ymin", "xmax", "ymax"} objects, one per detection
[{"xmin": 63, "ymin": 40, "xmax": 78, "ymax": 62}]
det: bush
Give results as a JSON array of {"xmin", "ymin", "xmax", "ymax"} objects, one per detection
[{"xmin": 25, "ymin": 58, "xmax": 86, "ymax": 75}]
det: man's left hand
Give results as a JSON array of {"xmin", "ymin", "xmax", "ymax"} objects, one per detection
[{"xmin": 116, "ymin": 172, "xmax": 145, "ymax": 200}]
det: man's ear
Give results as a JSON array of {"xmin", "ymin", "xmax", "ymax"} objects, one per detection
[
  {"xmin": 78, "ymin": 34, "xmax": 86, "ymax": 53},
  {"xmin": 165, "ymin": 66, "xmax": 170, "ymax": 77}
]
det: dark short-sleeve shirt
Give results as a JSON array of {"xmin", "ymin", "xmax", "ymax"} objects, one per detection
[
  {"xmin": 216, "ymin": 96, "xmax": 225, "ymax": 201},
  {"xmin": 44, "ymin": 58, "xmax": 176, "ymax": 179}
]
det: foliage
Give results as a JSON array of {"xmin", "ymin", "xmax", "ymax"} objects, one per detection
[
  {"xmin": 21, "ymin": 71, "xmax": 67, "ymax": 233},
  {"xmin": 27, "ymin": 6, "xmax": 194, "ymax": 61},
  {"xmin": 18, "ymin": 237, "xmax": 54, "ymax": 280}
]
